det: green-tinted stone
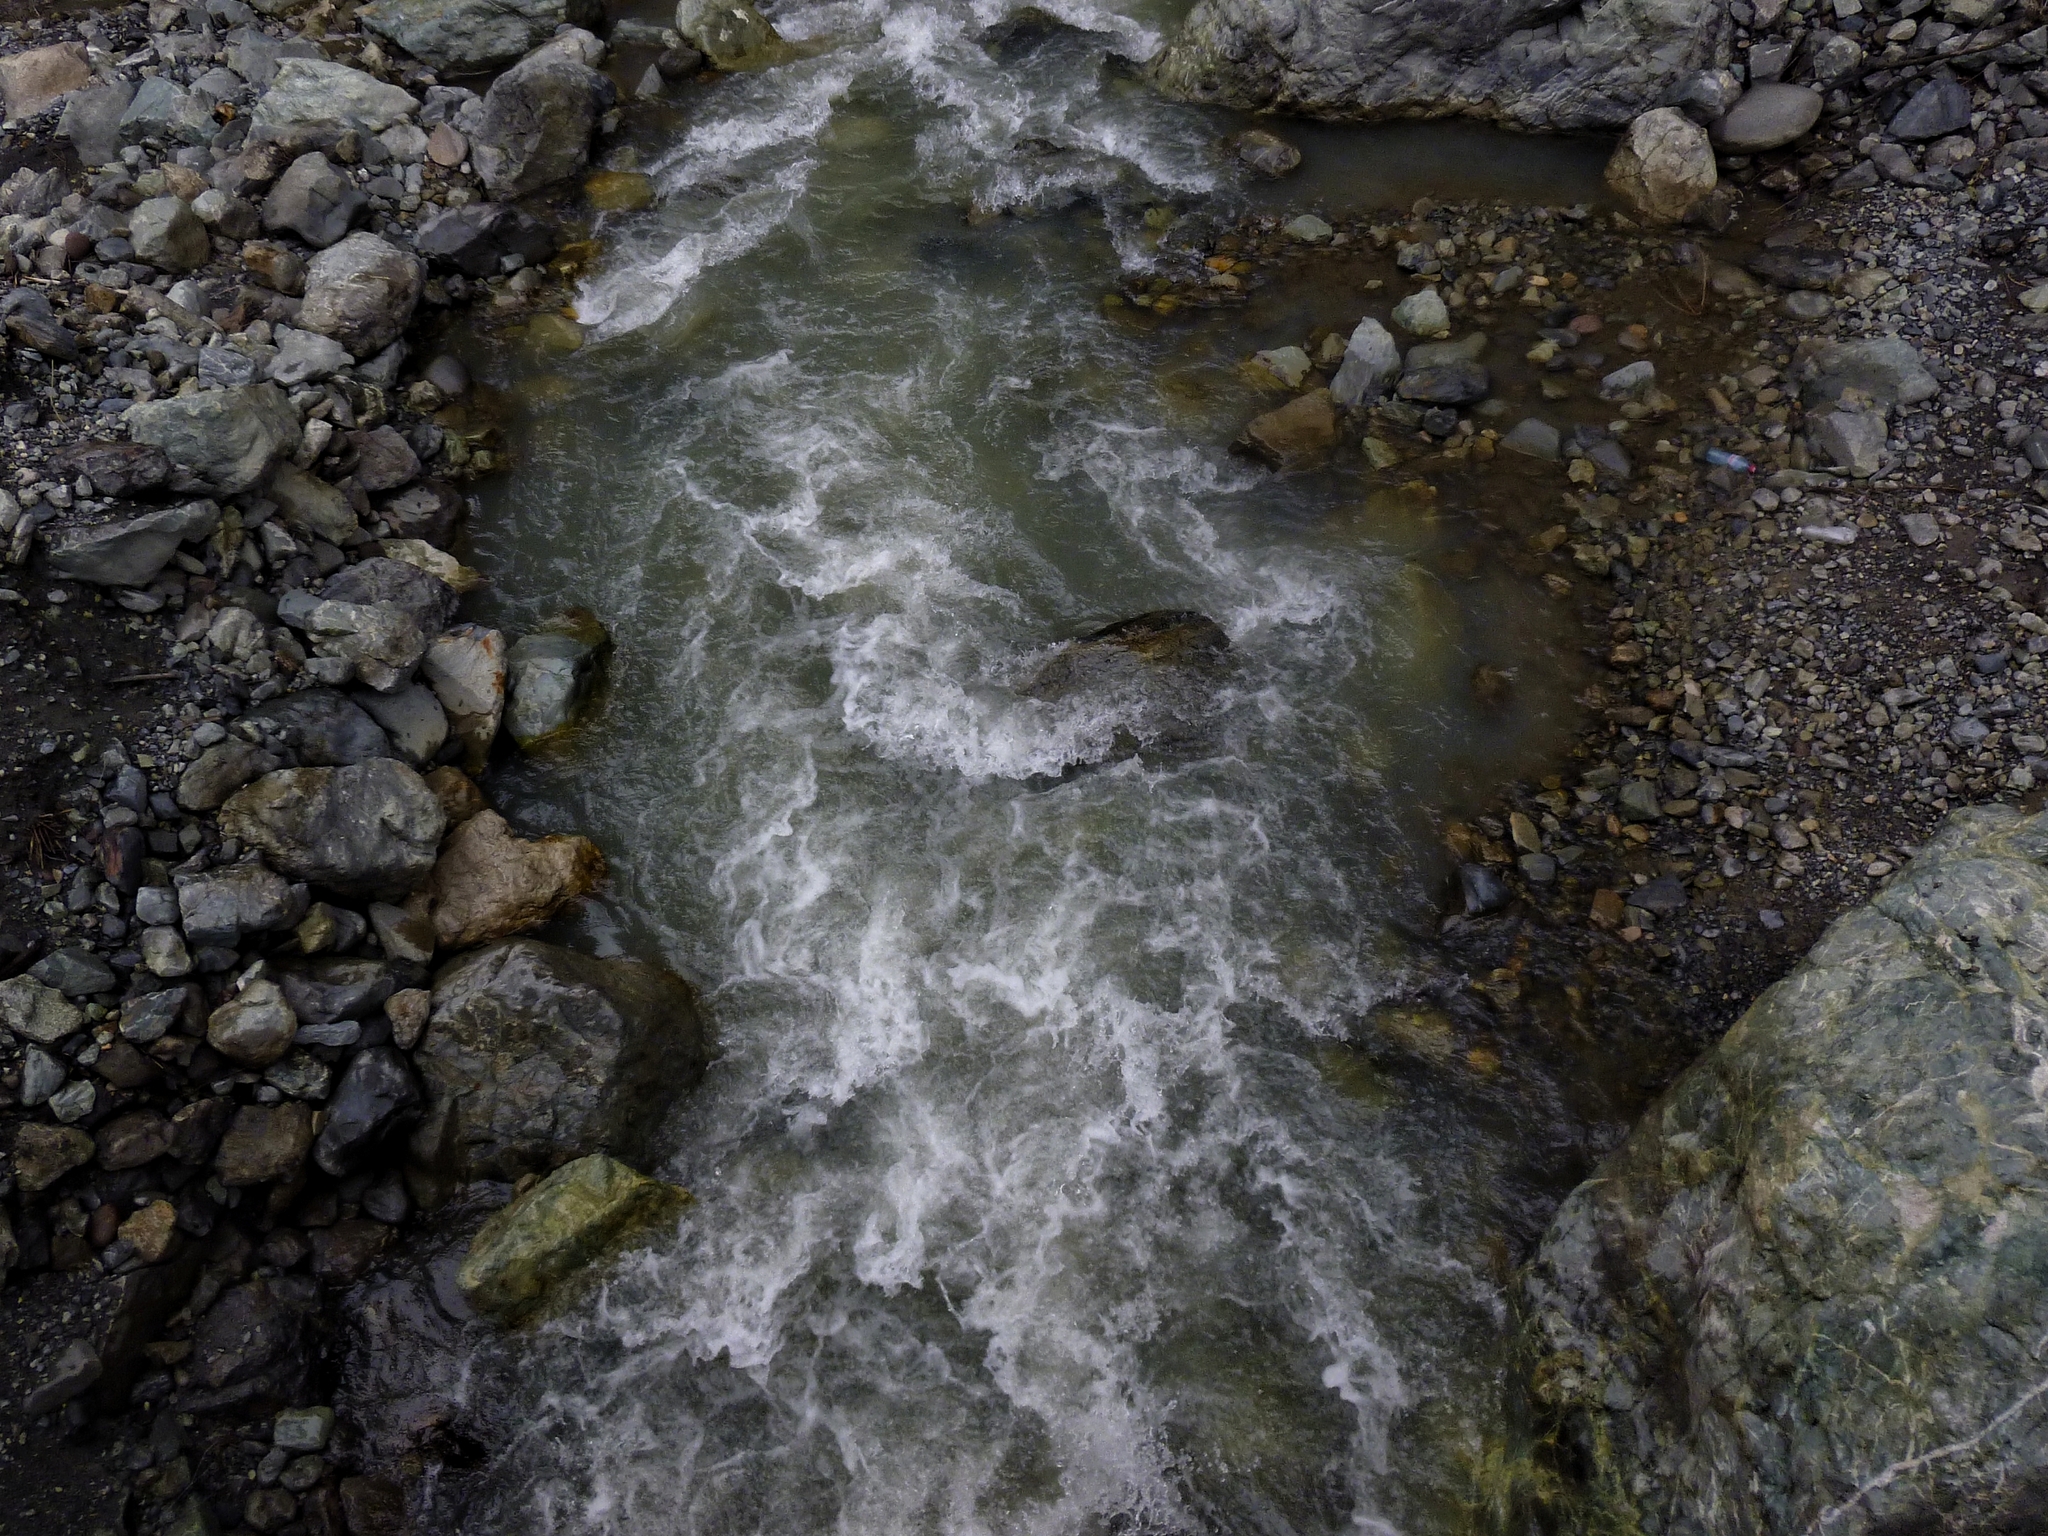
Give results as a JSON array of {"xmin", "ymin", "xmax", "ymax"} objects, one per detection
[{"xmin": 584, "ymin": 171, "xmax": 655, "ymax": 212}]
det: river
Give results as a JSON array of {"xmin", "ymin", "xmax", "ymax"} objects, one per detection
[{"xmin": 347, "ymin": 1, "xmax": 1656, "ymax": 1529}]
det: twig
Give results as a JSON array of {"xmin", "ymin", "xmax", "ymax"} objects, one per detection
[{"xmin": 106, "ymin": 670, "xmax": 177, "ymax": 685}]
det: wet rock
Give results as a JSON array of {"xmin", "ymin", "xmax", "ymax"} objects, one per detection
[
  {"xmin": 245, "ymin": 688, "xmax": 394, "ymax": 765},
  {"xmin": 221, "ymin": 762, "xmax": 447, "ymax": 899},
  {"xmin": 31, "ymin": 948, "xmax": 115, "ymax": 996},
  {"xmin": 261, "ymin": 152, "xmax": 368, "ymax": 249},
  {"xmin": 251, "ymin": 58, "xmax": 419, "ymax": 154},
  {"xmin": 505, "ymin": 609, "xmax": 610, "ymax": 748},
  {"xmin": 208, "ymin": 980, "xmax": 300, "ymax": 1068},
  {"xmin": 214, "ymin": 1102, "xmax": 316, "ymax": 1185},
  {"xmin": 185, "ymin": 1276, "xmax": 315, "ymax": 1409},
  {"xmin": 1889, "ymin": 73, "xmax": 1972, "ymax": 142},
  {"xmin": 179, "ymin": 740, "xmax": 287, "ymax": 811},
  {"xmin": 1396, "ymin": 361, "xmax": 1488, "ymax": 405},
  {"xmin": 1711, "ymin": 82, "xmax": 1823, "ymax": 152},
  {"xmin": 1329, "ymin": 317, "xmax": 1400, "ymax": 406},
  {"xmin": 124, "ymin": 384, "xmax": 302, "ymax": 496},
  {"xmin": 322, "ymin": 556, "xmax": 460, "ymax": 638},
  {"xmin": 0, "ymin": 41, "xmax": 93, "ymax": 121},
  {"xmin": 1597, "ymin": 360, "xmax": 1657, "ymax": 401},
  {"xmin": 351, "ymin": 426, "xmax": 422, "ymax": 492},
  {"xmin": 313, "ymin": 1046, "xmax": 420, "ymax": 1175},
  {"xmin": 1459, "ymin": 862, "xmax": 1511, "ymax": 915},
  {"xmin": 1390, "ymin": 287, "xmax": 1449, "ymax": 337},
  {"xmin": 673, "ymin": 0, "xmax": 783, "ymax": 68},
  {"xmin": 356, "ymin": 684, "xmax": 449, "ymax": 766},
  {"xmin": 308, "ymin": 1218, "xmax": 395, "ymax": 1283},
  {"xmin": 458, "ymin": 1153, "xmax": 689, "ymax": 1319},
  {"xmin": 97, "ymin": 1110, "xmax": 175, "ymax": 1171},
  {"xmin": 421, "ymin": 624, "xmax": 506, "ymax": 772},
  {"xmin": 1744, "ymin": 246, "xmax": 1845, "ymax": 291},
  {"xmin": 360, "ymin": 0, "xmax": 606, "ymax": 73},
  {"xmin": 1791, "ymin": 335, "xmax": 1938, "ymax": 410},
  {"xmin": 129, "ymin": 196, "xmax": 211, "ymax": 273},
  {"xmin": 471, "ymin": 30, "xmax": 618, "ymax": 199},
  {"xmin": 412, "ymin": 200, "xmax": 556, "ymax": 278},
  {"xmin": 48, "ymin": 440, "xmax": 173, "ymax": 498},
  {"xmin": 1152, "ymin": 0, "xmax": 1729, "ymax": 131},
  {"xmin": 273, "ymin": 956, "xmax": 395, "ymax": 1026},
  {"xmin": 411, "ymin": 938, "xmax": 709, "ymax": 1185},
  {"xmin": 274, "ymin": 1406, "xmax": 334, "ymax": 1451},
  {"xmin": 1231, "ymin": 127, "xmax": 1300, "ymax": 177},
  {"xmin": 45, "ymin": 500, "xmax": 222, "ymax": 588},
  {"xmin": 1604, "ymin": 108, "xmax": 1715, "ymax": 223},
  {"xmin": 1, "ymin": 975, "xmax": 86, "ymax": 1045},
  {"xmin": 15, "ymin": 1123, "xmax": 96, "ymax": 1193},
  {"xmin": 178, "ymin": 862, "xmax": 303, "ymax": 946},
  {"xmin": 1524, "ymin": 806, "xmax": 2048, "ymax": 1536},
  {"xmin": 296, "ymin": 233, "xmax": 424, "ymax": 358},
  {"xmin": 1236, "ymin": 390, "xmax": 1338, "ymax": 469},
  {"xmin": 338, "ymin": 1476, "xmax": 406, "ymax": 1536},
  {"xmin": 1502, "ymin": 417, "xmax": 1561, "ymax": 459},
  {"xmin": 169, "ymin": 1098, "xmax": 234, "ymax": 1164},
  {"xmin": 428, "ymin": 810, "xmax": 605, "ymax": 948}
]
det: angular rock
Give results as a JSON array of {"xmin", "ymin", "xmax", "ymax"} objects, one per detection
[
  {"xmin": 1791, "ymin": 335, "xmax": 1938, "ymax": 410},
  {"xmin": 179, "ymin": 740, "xmax": 287, "ymax": 811},
  {"xmin": 428, "ymin": 810, "xmax": 605, "ymax": 949},
  {"xmin": 470, "ymin": 31, "xmax": 618, "ymax": 199},
  {"xmin": 45, "ymin": 500, "xmax": 222, "ymax": 588},
  {"xmin": 22, "ymin": 1341, "xmax": 100, "ymax": 1418},
  {"xmin": 269, "ymin": 462, "xmax": 364, "ymax": 546},
  {"xmin": 1524, "ymin": 806, "xmax": 2048, "ymax": 1536},
  {"xmin": 31, "ymin": 949, "xmax": 116, "ymax": 996},
  {"xmin": 1597, "ymin": 359, "xmax": 1657, "ymax": 400},
  {"xmin": 458, "ymin": 1154, "xmax": 688, "ymax": 1319},
  {"xmin": 96, "ymin": 1111, "xmax": 175, "ymax": 1171},
  {"xmin": 381, "ymin": 480, "xmax": 465, "ymax": 546},
  {"xmin": 1604, "ymin": 107, "xmax": 1714, "ymax": 223},
  {"xmin": 411, "ymin": 938, "xmax": 709, "ymax": 1183},
  {"xmin": 1, "ymin": 41, "xmax": 92, "ymax": 122},
  {"xmin": 120, "ymin": 76, "xmax": 218, "ymax": 147},
  {"xmin": 506, "ymin": 610, "xmax": 609, "ymax": 748},
  {"xmin": 1328, "ymin": 317, "xmax": 1400, "ymax": 406},
  {"xmin": 273, "ymin": 956, "xmax": 395, "ymax": 1026},
  {"xmin": 124, "ymin": 384, "xmax": 301, "ymax": 496},
  {"xmin": 355, "ymin": 683, "xmax": 448, "ymax": 766},
  {"xmin": 350, "ymin": 426, "xmax": 421, "ymax": 492},
  {"xmin": 323, "ymin": 556, "xmax": 459, "ymax": 638},
  {"xmin": 1235, "ymin": 390, "xmax": 1337, "ymax": 470},
  {"xmin": 313, "ymin": 1046, "xmax": 420, "ymax": 1175},
  {"xmin": 245, "ymin": 688, "xmax": 393, "ymax": 766},
  {"xmin": 308, "ymin": 1219, "xmax": 394, "ymax": 1283},
  {"xmin": 185, "ymin": 1276, "xmax": 315, "ymax": 1410},
  {"xmin": 14, "ymin": 1124, "xmax": 96, "ymax": 1193},
  {"xmin": 360, "ymin": 0, "xmax": 607, "ymax": 74},
  {"xmin": 220, "ymin": 762, "xmax": 447, "ymax": 899},
  {"xmin": 1810, "ymin": 406, "xmax": 1888, "ymax": 478},
  {"xmin": 178, "ymin": 862, "xmax": 303, "ymax": 946},
  {"xmin": 1390, "ymin": 287, "xmax": 1449, "ymax": 337},
  {"xmin": 129, "ymin": 196, "xmax": 211, "ymax": 272},
  {"xmin": 251, "ymin": 58, "xmax": 419, "ymax": 153},
  {"xmin": 296, "ymin": 233, "xmax": 423, "ymax": 357},
  {"xmin": 261, "ymin": 152, "xmax": 368, "ymax": 249},
  {"xmin": 1501, "ymin": 417, "xmax": 1561, "ymax": 459},
  {"xmin": 47, "ymin": 440, "xmax": 173, "ymax": 498},
  {"xmin": 1712, "ymin": 83, "xmax": 1821, "ymax": 154},
  {"xmin": 1889, "ymin": 73, "xmax": 1972, "ymax": 142},
  {"xmin": 267, "ymin": 327, "xmax": 351, "ymax": 387},
  {"xmin": 1396, "ymin": 361, "xmax": 1489, "ymax": 404},
  {"xmin": 423, "ymin": 623, "xmax": 507, "ymax": 771},
  {"xmin": 1231, "ymin": 127, "xmax": 1300, "ymax": 177},
  {"xmin": 60, "ymin": 82, "xmax": 135, "ymax": 166},
  {"xmin": 673, "ymin": 0, "xmax": 783, "ymax": 68},
  {"xmin": 207, "ymin": 980, "xmax": 300, "ymax": 1068},
  {"xmin": 0, "ymin": 975, "xmax": 85, "ymax": 1045},
  {"xmin": 215, "ymin": 1102, "xmax": 316, "ymax": 1185},
  {"xmin": 412, "ymin": 200, "xmax": 556, "ymax": 277}
]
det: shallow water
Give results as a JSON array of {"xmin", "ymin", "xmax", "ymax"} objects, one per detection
[{"xmin": 379, "ymin": 3, "xmax": 1655, "ymax": 1531}]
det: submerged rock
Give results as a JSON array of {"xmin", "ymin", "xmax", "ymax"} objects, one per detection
[
  {"xmin": 1235, "ymin": 390, "xmax": 1337, "ymax": 468},
  {"xmin": 457, "ymin": 1153, "xmax": 689, "ymax": 1319},
  {"xmin": 1230, "ymin": 127, "xmax": 1301, "ymax": 178},
  {"xmin": 505, "ymin": 609, "xmax": 610, "ymax": 748},
  {"xmin": 1524, "ymin": 806, "xmax": 2048, "ymax": 1536}
]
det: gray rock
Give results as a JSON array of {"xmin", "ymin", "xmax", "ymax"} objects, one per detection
[
  {"xmin": 207, "ymin": 979, "xmax": 299, "ymax": 1067},
  {"xmin": 1889, "ymin": 73, "xmax": 1972, "ymax": 141},
  {"xmin": 1396, "ymin": 361, "xmax": 1489, "ymax": 404},
  {"xmin": 4, "ymin": 309, "xmax": 77, "ymax": 362},
  {"xmin": 470, "ymin": 31, "xmax": 618, "ymax": 199},
  {"xmin": 123, "ymin": 383, "xmax": 301, "ymax": 496},
  {"xmin": 506, "ymin": 609, "xmax": 609, "ymax": 748},
  {"xmin": 178, "ymin": 739, "xmax": 286, "ymax": 811},
  {"xmin": 198, "ymin": 343, "xmax": 263, "ymax": 388},
  {"xmin": 1604, "ymin": 107, "xmax": 1715, "ymax": 222},
  {"xmin": 178, "ymin": 862, "xmax": 304, "ymax": 946},
  {"xmin": 128, "ymin": 196, "xmax": 211, "ymax": 272},
  {"xmin": 295, "ymin": 233, "xmax": 423, "ymax": 357},
  {"xmin": 267, "ymin": 326, "xmax": 353, "ymax": 387},
  {"xmin": 59, "ymin": 82, "xmax": 134, "ymax": 166},
  {"xmin": 1810, "ymin": 407, "xmax": 1888, "ymax": 478},
  {"xmin": 355, "ymin": 684, "xmax": 449, "ymax": 766},
  {"xmin": 272, "ymin": 957, "xmax": 394, "ymax": 1025},
  {"xmin": 23, "ymin": 1341, "xmax": 101, "ymax": 1418},
  {"xmin": 19, "ymin": 1047, "xmax": 65, "ymax": 1106},
  {"xmin": 1710, "ymin": 82, "xmax": 1822, "ymax": 152},
  {"xmin": 1329, "ymin": 316, "xmax": 1401, "ymax": 406},
  {"xmin": 140, "ymin": 927, "xmax": 192, "ymax": 978},
  {"xmin": 1501, "ymin": 417, "xmax": 1561, "ymax": 459},
  {"xmin": 119, "ymin": 76, "xmax": 218, "ymax": 147},
  {"xmin": 313, "ymin": 1046, "xmax": 419, "ymax": 1175},
  {"xmin": 269, "ymin": 462, "xmax": 363, "ymax": 546},
  {"xmin": 1523, "ymin": 805, "xmax": 2048, "ymax": 1536},
  {"xmin": 220, "ymin": 761, "xmax": 447, "ymax": 899},
  {"xmin": 1791, "ymin": 335, "xmax": 1938, "ymax": 410},
  {"xmin": 410, "ymin": 938, "xmax": 708, "ymax": 1183},
  {"xmin": 1231, "ymin": 127, "xmax": 1300, "ymax": 177},
  {"xmin": 350, "ymin": 425, "xmax": 421, "ymax": 491},
  {"xmin": 322, "ymin": 554, "xmax": 459, "ymax": 635},
  {"xmin": 45, "ymin": 500, "xmax": 222, "ymax": 588},
  {"xmin": 1664, "ymin": 66, "xmax": 1740, "ymax": 122},
  {"xmin": 224, "ymin": 27, "xmax": 324, "ymax": 88},
  {"xmin": 261, "ymin": 152, "xmax": 368, "ymax": 249},
  {"xmin": 673, "ymin": 0, "xmax": 782, "ymax": 68},
  {"xmin": 1153, "ymin": 0, "xmax": 1731, "ymax": 131},
  {"xmin": 1781, "ymin": 290, "xmax": 1832, "ymax": 320},
  {"xmin": 244, "ymin": 688, "xmax": 394, "ymax": 766},
  {"xmin": 251, "ymin": 58, "xmax": 419, "ymax": 153},
  {"xmin": 412, "ymin": 200, "xmax": 556, "ymax": 277},
  {"xmin": 1597, "ymin": 359, "xmax": 1657, "ymax": 400},
  {"xmin": 276, "ymin": 593, "xmax": 429, "ymax": 692},
  {"xmin": 0, "ymin": 167, "xmax": 67, "ymax": 218},
  {"xmin": 29, "ymin": 948, "xmax": 117, "ymax": 997},
  {"xmin": 1390, "ymin": 287, "xmax": 1449, "ymax": 337},
  {"xmin": 359, "ymin": 0, "xmax": 607, "ymax": 74}
]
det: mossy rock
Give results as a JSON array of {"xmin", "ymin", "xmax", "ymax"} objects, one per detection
[{"xmin": 457, "ymin": 1153, "xmax": 689, "ymax": 1320}]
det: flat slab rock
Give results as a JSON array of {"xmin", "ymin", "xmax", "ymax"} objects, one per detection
[{"xmin": 1523, "ymin": 804, "xmax": 2048, "ymax": 1535}]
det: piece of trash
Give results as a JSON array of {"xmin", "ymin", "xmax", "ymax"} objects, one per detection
[
  {"xmin": 1702, "ymin": 448, "xmax": 1757, "ymax": 473},
  {"xmin": 1795, "ymin": 524, "xmax": 1857, "ymax": 545}
]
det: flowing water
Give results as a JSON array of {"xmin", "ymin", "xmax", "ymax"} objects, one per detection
[{"xmin": 358, "ymin": 4, "xmax": 1659, "ymax": 1531}]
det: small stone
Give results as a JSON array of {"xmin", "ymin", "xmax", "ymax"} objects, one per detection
[
  {"xmin": 141, "ymin": 927, "xmax": 194, "ymax": 978},
  {"xmin": 1282, "ymin": 213, "xmax": 1332, "ymax": 242},
  {"xmin": 1889, "ymin": 75, "xmax": 1972, "ymax": 141},
  {"xmin": 273, "ymin": 1405, "xmax": 336, "ymax": 1452},
  {"xmin": 1501, "ymin": 418, "xmax": 1561, "ymax": 459},
  {"xmin": 1619, "ymin": 779, "xmax": 1664, "ymax": 822},
  {"xmin": 22, "ymin": 1339, "xmax": 101, "ymax": 1418},
  {"xmin": 1390, "ymin": 288, "xmax": 1450, "ymax": 338},
  {"xmin": 385, "ymin": 986, "xmax": 431, "ymax": 1048},
  {"xmin": 1231, "ymin": 128, "xmax": 1300, "ymax": 177},
  {"xmin": 1900, "ymin": 512, "xmax": 1940, "ymax": 546}
]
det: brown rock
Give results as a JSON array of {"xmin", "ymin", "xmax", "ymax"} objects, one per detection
[
  {"xmin": 169, "ymin": 1097, "xmax": 235, "ymax": 1164},
  {"xmin": 427, "ymin": 810, "xmax": 605, "ymax": 949},
  {"xmin": 93, "ymin": 1040, "xmax": 160, "ymax": 1090},
  {"xmin": 0, "ymin": 42, "xmax": 91, "ymax": 120},
  {"xmin": 215, "ymin": 1103, "xmax": 316, "ymax": 1186},
  {"xmin": 15, "ymin": 1123, "xmax": 95, "ymax": 1193},
  {"xmin": 207, "ymin": 979, "xmax": 299, "ymax": 1067},
  {"xmin": 308, "ymin": 1219, "xmax": 392, "ymax": 1282},
  {"xmin": 339, "ymin": 1474, "xmax": 407, "ymax": 1536},
  {"xmin": 424, "ymin": 765, "xmax": 487, "ymax": 823},
  {"xmin": 1589, "ymin": 889, "xmax": 1627, "ymax": 929},
  {"xmin": 241, "ymin": 240, "xmax": 307, "ymax": 297},
  {"xmin": 1236, "ymin": 390, "xmax": 1337, "ymax": 469},
  {"xmin": 119, "ymin": 1201, "xmax": 180, "ymax": 1263},
  {"xmin": 385, "ymin": 987, "xmax": 430, "ymax": 1049},
  {"xmin": 96, "ymin": 1110, "xmax": 174, "ymax": 1170},
  {"xmin": 426, "ymin": 123, "xmax": 466, "ymax": 167}
]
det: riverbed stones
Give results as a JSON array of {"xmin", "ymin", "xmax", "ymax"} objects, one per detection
[
  {"xmin": 1605, "ymin": 108, "xmax": 1714, "ymax": 223},
  {"xmin": 1390, "ymin": 287, "xmax": 1449, "ymax": 337},
  {"xmin": 1, "ymin": 40, "xmax": 92, "ymax": 122},
  {"xmin": 180, "ymin": 740, "xmax": 285, "ymax": 811},
  {"xmin": 261, "ymin": 153, "xmax": 368, "ymax": 249},
  {"xmin": 45, "ymin": 500, "xmax": 223, "ymax": 588},
  {"xmin": 1889, "ymin": 73, "xmax": 1971, "ymax": 142},
  {"xmin": 1396, "ymin": 360, "xmax": 1489, "ymax": 404},
  {"xmin": 178, "ymin": 862, "xmax": 302, "ymax": 946},
  {"xmin": 1230, "ymin": 127, "xmax": 1300, "ymax": 177},
  {"xmin": 470, "ymin": 31, "xmax": 618, "ymax": 199},
  {"xmin": 1524, "ymin": 806, "xmax": 2048, "ymax": 1536},
  {"xmin": 206, "ymin": 980, "xmax": 299, "ymax": 1068},
  {"xmin": 413, "ymin": 201, "xmax": 556, "ymax": 277},
  {"xmin": 1711, "ymin": 82, "xmax": 1823, "ymax": 152},
  {"xmin": 251, "ymin": 58, "xmax": 419, "ymax": 154},
  {"xmin": 1329, "ymin": 316, "xmax": 1400, "ymax": 405},
  {"xmin": 360, "ymin": 0, "xmax": 606, "ymax": 74},
  {"xmin": 356, "ymin": 684, "xmax": 448, "ymax": 766},
  {"xmin": 1, "ymin": 975, "xmax": 85, "ymax": 1045},
  {"xmin": 1502, "ymin": 417, "xmax": 1562, "ymax": 459},
  {"xmin": 60, "ymin": 81, "xmax": 133, "ymax": 165},
  {"xmin": 128, "ymin": 196, "xmax": 211, "ymax": 273},
  {"xmin": 215, "ymin": 1102, "xmax": 315, "ymax": 1186},
  {"xmin": 269, "ymin": 462, "xmax": 364, "ymax": 547},
  {"xmin": 123, "ymin": 384, "xmax": 301, "ymax": 497},
  {"xmin": 409, "ymin": 938, "xmax": 709, "ymax": 1186},
  {"xmin": 505, "ymin": 609, "xmax": 610, "ymax": 748},
  {"xmin": 244, "ymin": 689, "xmax": 393, "ymax": 766},
  {"xmin": 457, "ymin": 1153, "xmax": 689, "ymax": 1320},
  {"xmin": 1236, "ymin": 389, "xmax": 1338, "ymax": 469},
  {"xmin": 1790, "ymin": 334, "xmax": 1938, "ymax": 410},
  {"xmin": 427, "ymin": 810, "xmax": 605, "ymax": 948},
  {"xmin": 295, "ymin": 233, "xmax": 424, "ymax": 357},
  {"xmin": 312, "ymin": 1046, "xmax": 420, "ymax": 1176},
  {"xmin": 673, "ymin": 0, "xmax": 783, "ymax": 68},
  {"xmin": 1809, "ymin": 405, "xmax": 1888, "ymax": 478},
  {"xmin": 14, "ymin": 1123, "xmax": 95, "ymax": 1193},
  {"xmin": 219, "ymin": 762, "xmax": 447, "ymax": 899}
]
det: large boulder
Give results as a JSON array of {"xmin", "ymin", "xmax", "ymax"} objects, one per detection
[
  {"xmin": 296, "ymin": 233, "xmax": 424, "ymax": 358},
  {"xmin": 261, "ymin": 152, "xmax": 368, "ymax": 249},
  {"xmin": 250, "ymin": 58, "xmax": 419, "ymax": 153},
  {"xmin": 118, "ymin": 76, "xmax": 218, "ymax": 147},
  {"xmin": 1524, "ymin": 805, "xmax": 2048, "ymax": 1536},
  {"xmin": 44, "ymin": 500, "xmax": 222, "ymax": 588},
  {"xmin": 1152, "ymin": 0, "xmax": 1732, "ymax": 131},
  {"xmin": 427, "ymin": 810, "xmax": 605, "ymax": 949},
  {"xmin": 219, "ymin": 762, "xmax": 447, "ymax": 899},
  {"xmin": 123, "ymin": 384, "xmax": 301, "ymax": 496},
  {"xmin": 673, "ymin": 0, "xmax": 784, "ymax": 69},
  {"xmin": 470, "ymin": 30, "xmax": 618, "ymax": 199},
  {"xmin": 243, "ymin": 688, "xmax": 393, "ymax": 766},
  {"xmin": 505, "ymin": 609, "xmax": 609, "ymax": 748},
  {"xmin": 320, "ymin": 556, "xmax": 459, "ymax": 637},
  {"xmin": 360, "ymin": 0, "xmax": 607, "ymax": 75},
  {"xmin": 0, "ymin": 41, "xmax": 92, "ymax": 121},
  {"xmin": 1328, "ymin": 316, "xmax": 1400, "ymax": 406},
  {"xmin": 276, "ymin": 590, "xmax": 430, "ymax": 693},
  {"xmin": 409, "ymin": 939, "xmax": 709, "ymax": 1185},
  {"xmin": 1712, "ymin": 82, "xmax": 1823, "ymax": 152},
  {"xmin": 457, "ymin": 1154, "xmax": 688, "ymax": 1320},
  {"xmin": 1604, "ymin": 107, "xmax": 1715, "ymax": 223},
  {"xmin": 1791, "ymin": 335, "xmax": 1939, "ymax": 412}
]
